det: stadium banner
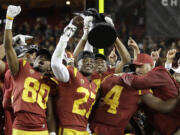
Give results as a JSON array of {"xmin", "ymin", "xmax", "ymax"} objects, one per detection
[{"xmin": 146, "ymin": 0, "xmax": 180, "ymax": 38}]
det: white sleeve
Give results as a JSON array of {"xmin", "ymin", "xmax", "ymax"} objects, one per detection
[
  {"xmin": 51, "ymin": 19, "xmax": 77, "ymax": 82},
  {"xmin": 51, "ymin": 37, "xmax": 70, "ymax": 83}
]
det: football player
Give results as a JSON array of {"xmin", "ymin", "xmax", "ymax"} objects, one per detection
[
  {"xmin": 51, "ymin": 17, "xmax": 97, "ymax": 135},
  {"xmin": 4, "ymin": 5, "xmax": 57, "ymax": 135}
]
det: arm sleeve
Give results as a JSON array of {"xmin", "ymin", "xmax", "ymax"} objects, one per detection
[
  {"xmin": 51, "ymin": 38, "xmax": 70, "ymax": 83},
  {"xmin": 122, "ymin": 70, "xmax": 168, "ymax": 89}
]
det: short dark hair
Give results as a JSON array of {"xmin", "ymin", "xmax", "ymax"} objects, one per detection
[
  {"xmin": 95, "ymin": 53, "xmax": 106, "ymax": 61},
  {"xmin": 77, "ymin": 51, "xmax": 95, "ymax": 62}
]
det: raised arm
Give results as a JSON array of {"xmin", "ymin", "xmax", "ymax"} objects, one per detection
[
  {"xmin": 4, "ymin": 5, "xmax": 21, "ymax": 76},
  {"xmin": 73, "ymin": 16, "xmax": 93, "ymax": 60},
  {"xmin": 51, "ymin": 18, "xmax": 77, "ymax": 82},
  {"xmin": 141, "ymin": 93, "xmax": 180, "ymax": 113},
  {"xmin": 114, "ymin": 37, "xmax": 131, "ymax": 73},
  {"xmin": 105, "ymin": 16, "xmax": 131, "ymax": 73},
  {"xmin": 151, "ymin": 48, "xmax": 161, "ymax": 67},
  {"xmin": 165, "ymin": 49, "xmax": 176, "ymax": 70},
  {"xmin": 128, "ymin": 37, "xmax": 140, "ymax": 60}
]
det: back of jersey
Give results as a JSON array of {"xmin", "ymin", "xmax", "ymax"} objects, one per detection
[{"xmin": 94, "ymin": 74, "xmax": 150, "ymax": 129}]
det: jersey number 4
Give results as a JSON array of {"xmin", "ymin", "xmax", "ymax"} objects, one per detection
[
  {"xmin": 104, "ymin": 85, "xmax": 123, "ymax": 114},
  {"xmin": 22, "ymin": 77, "xmax": 50, "ymax": 109}
]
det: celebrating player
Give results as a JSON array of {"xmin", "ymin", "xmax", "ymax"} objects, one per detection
[
  {"xmin": 51, "ymin": 17, "xmax": 97, "ymax": 135},
  {"xmin": 4, "ymin": 5, "xmax": 57, "ymax": 135}
]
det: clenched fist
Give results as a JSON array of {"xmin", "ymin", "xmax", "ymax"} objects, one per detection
[{"xmin": 6, "ymin": 5, "xmax": 21, "ymax": 20}]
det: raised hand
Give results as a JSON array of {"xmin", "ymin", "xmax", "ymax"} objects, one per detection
[
  {"xmin": 6, "ymin": 5, "xmax": 21, "ymax": 20},
  {"xmin": 151, "ymin": 48, "xmax": 161, "ymax": 61},
  {"xmin": 109, "ymin": 48, "xmax": 117, "ymax": 65},
  {"xmin": 82, "ymin": 16, "xmax": 93, "ymax": 40},
  {"xmin": 105, "ymin": 16, "xmax": 114, "ymax": 27},
  {"xmin": 61, "ymin": 18, "xmax": 77, "ymax": 41},
  {"xmin": 84, "ymin": 16, "xmax": 93, "ymax": 29},
  {"xmin": 166, "ymin": 49, "xmax": 176, "ymax": 61},
  {"xmin": 128, "ymin": 37, "xmax": 139, "ymax": 50},
  {"xmin": 128, "ymin": 37, "xmax": 140, "ymax": 59},
  {"xmin": 13, "ymin": 34, "xmax": 33, "ymax": 46}
]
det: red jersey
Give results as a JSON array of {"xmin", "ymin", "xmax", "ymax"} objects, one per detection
[
  {"xmin": 3, "ymin": 69, "xmax": 14, "ymax": 135},
  {"xmin": 11, "ymin": 59, "xmax": 57, "ymax": 131},
  {"xmin": 91, "ymin": 68, "xmax": 115, "ymax": 91},
  {"xmin": 122, "ymin": 66, "xmax": 180, "ymax": 135},
  {"xmin": 0, "ymin": 62, "xmax": 9, "ymax": 135},
  {"xmin": 56, "ymin": 66, "xmax": 97, "ymax": 131},
  {"xmin": 93, "ymin": 74, "xmax": 151, "ymax": 135},
  {"xmin": 3, "ymin": 69, "xmax": 13, "ymax": 109}
]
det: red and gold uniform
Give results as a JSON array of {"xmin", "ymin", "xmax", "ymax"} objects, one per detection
[
  {"xmin": 91, "ymin": 68, "xmax": 115, "ymax": 92},
  {"xmin": 56, "ymin": 66, "xmax": 97, "ymax": 135},
  {"xmin": 0, "ymin": 62, "xmax": 12, "ymax": 135},
  {"xmin": 11, "ymin": 59, "xmax": 57, "ymax": 135},
  {"xmin": 3, "ymin": 69, "xmax": 14, "ymax": 135},
  {"xmin": 92, "ymin": 74, "xmax": 152, "ymax": 135},
  {"xmin": 122, "ymin": 66, "xmax": 180, "ymax": 135}
]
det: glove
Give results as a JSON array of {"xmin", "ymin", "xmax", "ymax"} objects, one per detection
[
  {"xmin": 82, "ymin": 16, "xmax": 93, "ymax": 40},
  {"xmin": 6, "ymin": 5, "xmax": 21, "ymax": 20},
  {"xmin": 13, "ymin": 34, "xmax": 33, "ymax": 46},
  {"xmin": 5, "ymin": 5, "xmax": 21, "ymax": 30},
  {"xmin": 84, "ymin": 16, "xmax": 93, "ymax": 29},
  {"xmin": 61, "ymin": 19, "xmax": 77, "ymax": 42},
  {"xmin": 105, "ymin": 16, "xmax": 114, "ymax": 27}
]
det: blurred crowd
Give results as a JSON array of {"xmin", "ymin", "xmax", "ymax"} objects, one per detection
[{"xmin": 0, "ymin": 15, "xmax": 180, "ymax": 66}]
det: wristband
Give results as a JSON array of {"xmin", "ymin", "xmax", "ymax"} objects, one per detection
[
  {"xmin": 5, "ymin": 19, "xmax": 13, "ymax": 30},
  {"xmin": 6, "ymin": 16, "xmax": 14, "ymax": 20}
]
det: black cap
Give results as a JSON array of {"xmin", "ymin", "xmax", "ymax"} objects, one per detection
[
  {"xmin": 36, "ymin": 48, "xmax": 52, "ymax": 61},
  {"xmin": 77, "ymin": 51, "xmax": 95, "ymax": 62},
  {"xmin": 95, "ymin": 53, "xmax": 106, "ymax": 61}
]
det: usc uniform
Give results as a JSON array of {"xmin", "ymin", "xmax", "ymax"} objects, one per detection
[
  {"xmin": 56, "ymin": 66, "xmax": 97, "ymax": 135},
  {"xmin": 11, "ymin": 59, "xmax": 57, "ymax": 135},
  {"xmin": 91, "ymin": 74, "xmax": 152, "ymax": 135},
  {"xmin": 122, "ymin": 66, "xmax": 180, "ymax": 135},
  {"xmin": 3, "ymin": 69, "xmax": 14, "ymax": 135},
  {"xmin": 91, "ymin": 68, "xmax": 115, "ymax": 92}
]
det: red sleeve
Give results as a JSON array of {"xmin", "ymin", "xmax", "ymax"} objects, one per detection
[{"xmin": 122, "ymin": 70, "xmax": 168, "ymax": 89}]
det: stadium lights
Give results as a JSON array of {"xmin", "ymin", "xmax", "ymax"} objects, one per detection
[{"xmin": 66, "ymin": 0, "xmax": 71, "ymax": 5}]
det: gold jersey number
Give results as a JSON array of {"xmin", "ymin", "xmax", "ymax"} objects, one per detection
[
  {"xmin": 22, "ymin": 77, "xmax": 50, "ymax": 109},
  {"xmin": 104, "ymin": 85, "xmax": 123, "ymax": 114},
  {"xmin": 72, "ymin": 87, "xmax": 96, "ymax": 119}
]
